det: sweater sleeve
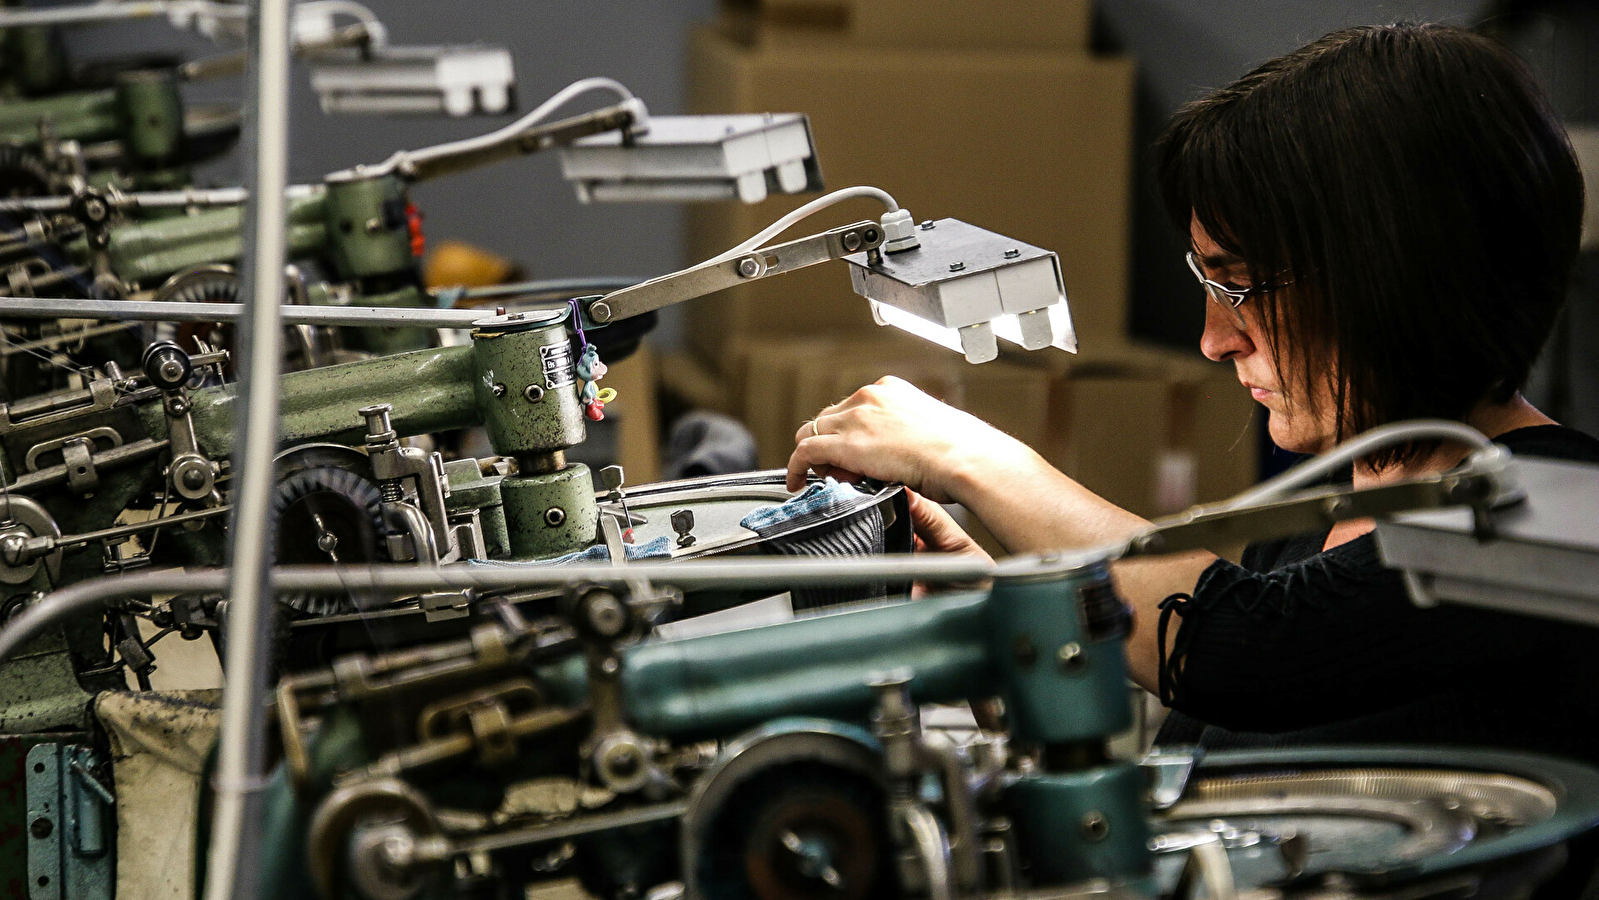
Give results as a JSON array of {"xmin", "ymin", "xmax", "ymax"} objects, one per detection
[{"xmin": 1159, "ymin": 533, "xmax": 1538, "ymax": 732}]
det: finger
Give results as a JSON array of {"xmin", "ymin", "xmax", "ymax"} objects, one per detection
[{"xmin": 785, "ymin": 434, "xmax": 850, "ymax": 492}]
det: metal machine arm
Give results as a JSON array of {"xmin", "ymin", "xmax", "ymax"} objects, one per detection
[
  {"xmin": 1123, "ymin": 444, "xmax": 1516, "ymax": 558},
  {"xmin": 585, "ymin": 220, "xmax": 887, "ymax": 324}
]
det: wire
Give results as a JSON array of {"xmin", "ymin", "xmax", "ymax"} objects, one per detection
[
  {"xmin": 602, "ymin": 186, "xmax": 902, "ymax": 305},
  {"xmin": 1219, "ymin": 419, "xmax": 1493, "ymax": 510},
  {"xmin": 707, "ymin": 185, "xmax": 899, "ymax": 265},
  {"xmin": 375, "ymin": 77, "xmax": 636, "ymax": 175},
  {"xmin": 293, "ymin": 0, "xmax": 387, "ymax": 48}
]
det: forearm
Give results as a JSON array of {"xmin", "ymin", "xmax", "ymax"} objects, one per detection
[{"xmin": 943, "ymin": 442, "xmax": 1216, "ymax": 692}]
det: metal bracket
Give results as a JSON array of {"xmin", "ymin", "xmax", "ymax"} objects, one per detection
[
  {"xmin": 25, "ymin": 743, "xmax": 115, "ymax": 900},
  {"xmin": 588, "ymin": 220, "xmax": 886, "ymax": 324}
]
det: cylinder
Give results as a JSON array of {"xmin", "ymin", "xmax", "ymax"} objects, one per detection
[
  {"xmin": 470, "ymin": 313, "xmax": 585, "ymax": 458},
  {"xmin": 117, "ymin": 70, "xmax": 184, "ymax": 166},
  {"xmin": 983, "ymin": 559, "xmax": 1132, "ymax": 746},
  {"xmin": 499, "ymin": 464, "xmax": 598, "ymax": 559},
  {"xmin": 322, "ymin": 172, "xmax": 415, "ymax": 280}
]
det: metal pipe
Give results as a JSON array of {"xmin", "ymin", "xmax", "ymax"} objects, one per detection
[
  {"xmin": 203, "ymin": 0, "xmax": 291, "ymax": 896},
  {"xmin": 0, "ymin": 296, "xmax": 489, "ymax": 328},
  {"xmin": 0, "ymin": 555, "xmax": 1011, "ymax": 664}
]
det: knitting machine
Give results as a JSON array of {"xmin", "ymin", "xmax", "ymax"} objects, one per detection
[
  {"xmin": 0, "ymin": 80, "xmax": 823, "ymax": 401},
  {"xmin": 3, "ymin": 424, "xmax": 1594, "ymax": 900}
]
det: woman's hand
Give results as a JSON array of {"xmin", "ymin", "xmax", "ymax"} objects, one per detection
[
  {"xmin": 907, "ymin": 490, "xmax": 991, "ymax": 560},
  {"xmin": 785, "ymin": 376, "xmax": 1029, "ymax": 502}
]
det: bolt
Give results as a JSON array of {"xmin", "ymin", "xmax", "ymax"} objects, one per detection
[
  {"xmin": 181, "ymin": 467, "xmax": 208, "ymax": 492},
  {"xmin": 587, "ymin": 592, "xmax": 628, "ymax": 637},
  {"xmin": 365, "ymin": 217, "xmax": 384, "ymax": 235},
  {"xmin": 842, "ymin": 231, "xmax": 863, "ymax": 252},
  {"xmin": 949, "ymin": 262, "xmax": 966, "ymax": 273},
  {"xmin": 588, "ymin": 300, "xmax": 613, "ymax": 323},
  {"xmin": 1080, "ymin": 812, "xmax": 1110, "ymax": 842},
  {"xmin": 544, "ymin": 507, "xmax": 566, "ymax": 527},
  {"xmin": 84, "ymin": 199, "xmax": 106, "ymax": 220},
  {"xmin": 600, "ymin": 655, "xmax": 621, "ymax": 675},
  {"xmin": 1057, "ymin": 641, "xmax": 1087, "ymax": 673},
  {"xmin": 523, "ymin": 384, "xmax": 545, "ymax": 403},
  {"xmin": 491, "ymin": 382, "xmax": 507, "ymax": 398},
  {"xmin": 169, "ymin": 396, "xmax": 190, "ymax": 415},
  {"xmin": 159, "ymin": 357, "xmax": 186, "ymax": 383},
  {"xmin": 29, "ymin": 817, "xmax": 52, "ymax": 839},
  {"xmin": 1004, "ymin": 248, "xmax": 1021, "ymax": 259},
  {"xmin": 737, "ymin": 256, "xmax": 763, "ymax": 279},
  {"xmin": 920, "ymin": 220, "xmax": 936, "ymax": 230}
]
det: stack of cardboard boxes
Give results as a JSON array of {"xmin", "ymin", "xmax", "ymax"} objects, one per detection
[{"xmin": 673, "ymin": 0, "xmax": 1259, "ymax": 543}]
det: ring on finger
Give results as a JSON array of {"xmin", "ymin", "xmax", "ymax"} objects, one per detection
[{"xmin": 809, "ymin": 418, "xmax": 822, "ymax": 438}]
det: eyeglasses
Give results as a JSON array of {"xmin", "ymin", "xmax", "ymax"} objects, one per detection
[{"xmin": 1185, "ymin": 251, "xmax": 1289, "ymax": 329}]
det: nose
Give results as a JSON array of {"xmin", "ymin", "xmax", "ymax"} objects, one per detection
[{"xmin": 1199, "ymin": 297, "xmax": 1255, "ymax": 362}]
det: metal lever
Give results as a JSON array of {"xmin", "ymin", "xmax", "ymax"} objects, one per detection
[{"xmin": 586, "ymin": 221, "xmax": 887, "ymax": 324}]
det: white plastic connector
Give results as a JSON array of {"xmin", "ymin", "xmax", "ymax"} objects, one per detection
[{"xmin": 880, "ymin": 208, "xmax": 920, "ymax": 253}]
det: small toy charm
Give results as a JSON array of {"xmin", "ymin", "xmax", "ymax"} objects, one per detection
[{"xmin": 570, "ymin": 301, "xmax": 618, "ymax": 421}]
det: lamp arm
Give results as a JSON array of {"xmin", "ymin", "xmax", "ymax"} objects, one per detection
[
  {"xmin": 1121, "ymin": 444, "xmax": 1518, "ymax": 559},
  {"xmin": 583, "ymin": 220, "xmax": 888, "ymax": 325}
]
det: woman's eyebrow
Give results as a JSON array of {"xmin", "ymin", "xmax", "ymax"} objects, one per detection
[{"xmin": 1199, "ymin": 251, "xmax": 1245, "ymax": 270}]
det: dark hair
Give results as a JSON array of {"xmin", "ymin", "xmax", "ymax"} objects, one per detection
[{"xmin": 1156, "ymin": 23, "xmax": 1584, "ymax": 466}]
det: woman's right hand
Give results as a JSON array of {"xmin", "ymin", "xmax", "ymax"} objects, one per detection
[{"xmin": 785, "ymin": 376, "xmax": 1032, "ymax": 502}]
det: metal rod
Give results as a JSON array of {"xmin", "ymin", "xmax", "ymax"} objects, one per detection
[
  {"xmin": 54, "ymin": 505, "xmax": 231, "ymax": 549},
  {"xmin": 0, "ymin": 296, "xmax": 491, "ymax": 328},
  {"xmin": 0, "ymin": 554, "xmax": 1026, "ymax": 664},
  {"xmin": 203, "ymin": 0, "xmax": 291, "ymax": 895}
]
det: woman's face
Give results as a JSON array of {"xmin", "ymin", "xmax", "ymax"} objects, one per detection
[{"xmin": 1191, "ymin": 219, "xmax": 1338, "ymax": 454}]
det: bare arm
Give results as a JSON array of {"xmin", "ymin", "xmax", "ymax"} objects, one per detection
[{"xmin": 786, "ymin": 377, "xmax": 1217, "ymax": 691}]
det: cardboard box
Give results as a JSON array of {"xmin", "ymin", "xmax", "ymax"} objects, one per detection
[
  {"xmin": 606, "ymin": 345, "xmax": 661, "ymax": 484},
  {"xmin": 684, "ymin": 26, "xmax": 1136, "ymax": 360},
  {"xmin": 718, "ymin": 0, "xmax": 1092, "ymax": 51}
]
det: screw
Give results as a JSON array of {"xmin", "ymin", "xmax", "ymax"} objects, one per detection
[
  {"xmin": 842, "ymin": 231, "xmax": 863, "ymax": 252},
  {"xmin": 600, "ymin": 655, "xmax": 621, "ymax": 675},
  {"xmin": 949, "ymin": 262, "xmax": 966, "ymax": 273},
  {"xmin": 181, "ymin": 468, "xmax": 208, "ymax": 491},
  {"xmin": 737, "ymin": 256, "xmax": 763, "ymax": 279},
  {"xmin": 544, "ymin": 507, "xmax": 566, "ymax": 527},
  {"xmin": 365, "ymin": 217, "xmax": 384, "ymax": 235},
  {"xmin": 1080, "ymin": 812, "xmax": 1110, "ymax": 842},
  {"xmin": 1057, "ymin": 642, "xmax": 1087, "ymax": 673},
  {"xmin": 491, "ymin": 382, "xmax": 507, "ymax": 398},
  {"xmin": 30, "ymin": 817, "xmax": 52, "ymax": 839},
  {"xmin": 588, "ymin": 300, "xmax": 613, "ymax": 323},
  {"xmin": 523, "ymin": 384, "xmax": 545, "ymax": 403},
  {"xmin": 159, "ymin": 357, "xmax": 186, "ymax": 383},
  {"xmin": 920, "ymin": 220, "xmax": 936, "ymax": 230},
  {"xmin": 1004, "ymin": 248, "xmax": 1021, "ymax": 259}
]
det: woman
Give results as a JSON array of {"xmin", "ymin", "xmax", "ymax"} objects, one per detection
[{"xmin": 785, "ymin": 23, "xmax": 1599, "ymax": 762}]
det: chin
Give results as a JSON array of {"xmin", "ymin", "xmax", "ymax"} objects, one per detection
[{"xmin": 1266, "ymin": 412, "xmax": 1327, "ymax": 456}]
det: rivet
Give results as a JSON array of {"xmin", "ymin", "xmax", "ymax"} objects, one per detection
[
  {"xmin": 1080, "ymin": 812, "xmax": 1109, "ymax": 842},
  {"xmin": 1057, "ymin": 641, "xmax": 1087, "ymax": 674}
]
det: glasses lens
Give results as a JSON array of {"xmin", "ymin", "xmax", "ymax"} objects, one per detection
[{"xmin": 1202, "ymin": 283, "xmax": 1249, "ymax": 330}]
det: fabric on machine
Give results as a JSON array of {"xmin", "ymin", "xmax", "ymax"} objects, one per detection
[
  {"xmin": 740, "ymin": 478, "xmax": 886, "ymax": 611},
  {"xmin": 94, "ymin": 690, "xmax": 222, "ymax": 900}
]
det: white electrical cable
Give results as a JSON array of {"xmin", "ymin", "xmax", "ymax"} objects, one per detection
[
  {"xmin": 707, "ymin": 185, "xmax": 899, "ymax": 265},
  {"xmin": 293, "ymin": 0, "xmax": 388, "ymax": 49},
  {"xmin": 375, "ymin": 76, "xmax": 636, "ymax": 174},
  {"xmin": 1220, "ymin": 419, "xmax": 1494, "ymax": 510}
]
